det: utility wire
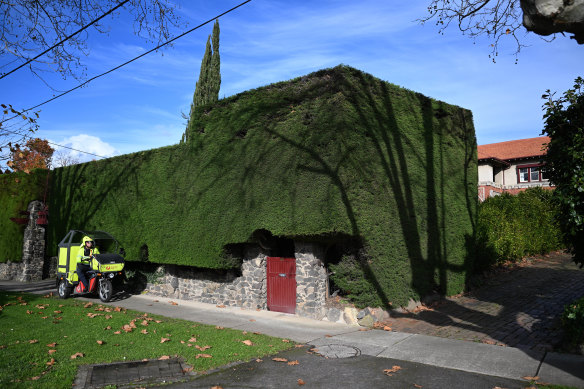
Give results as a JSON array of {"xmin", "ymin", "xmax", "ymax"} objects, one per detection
[
  {"xmin": 2, "ymin": 128, "xmax": 108, "ymax": 159},
  {"xmin": 0, "ymin": 0, "xmax": 252, "ymax": 126},
  {"xmin": 0, "ymin": 0, "xmax": 130, "ymax": 80}
]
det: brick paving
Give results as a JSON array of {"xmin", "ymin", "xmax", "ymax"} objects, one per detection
[{"xmin": 379, "ymin": 252, "xmax": 584, "ymax": 352}]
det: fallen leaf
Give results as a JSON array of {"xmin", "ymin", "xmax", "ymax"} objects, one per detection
[
  {"xmin": 383, "ymin": 365, "xmax": 402, "ymax": 376},
  {"xmin": 160, "ymin": 337, "xmax": 170, "ymax": 343},
  {"xmin": 383, "ymin": 326, "xmax": 392, "ymax": 331},
  {"xmin": 114, "ymin": 331, "xmax": 121, "ymax": 334},
  {"xmin": 140, "ymin": 329, "xmax": 148, "ymax": 334},
  {"xmin": 169, "ymin": 301, "xmax": 178, "ymax": 306},
  {"xmin": 54, "ymin": 310, "xmax": 62, "ymax": 314},
  {"xmin": 183, "ymin": 367, "xmax": 193, "ymax": 373},
  {"xmin": 96, "ymin": 340, "xmax": 104, "ymax": 345},
  {"xmin": 195, "ymin": 345, "xmax": 211, "ymax": 351},
  {"xmin": 195, "ymin": 354, "xmax": 212, "ymax": 359},
  {"xmin": 414, "ymin": 384, "xmax": 422, "ymax": 388},
  {"xmin": 84, "ymin": 303, "xmax": 93, "ymax": 308},
  {"xmin": 295, "ymin": 345, "xmax": 304, "ymax": 348},
  {"xmin": 272, "ymin": 358, "xmax": 288, "ymax": 362},
  {"xmin": 70, "ymin": 352, "xmax": 84, "ymax": 359},
  {"xmin": 105, "ymin": 315, "xmax": 112, "ymax": 320},
  {"xmin": 215, "ymin": 326, "xmax": 224, "ymax": 330},
  {"xmin": 211, "ymin": 386, "xmax": 223, "ymax": 389},
  {"xmin": 242, "ymin": 340, "xmax": 254, "ymax": 346},
  {"xmin": 153, "ymin": 300, "xmax": 159, "ymax": 302},
  {"xmin": 249, "ymin": 319, "xmax": 256, "ymax": 322},
  {"xmin": 522, "ymin": 376, "xmax": 539, "ymax": 381},
  {"xmin": 46, "ymin": 342, "xmax": 57, "ymax": 348},
  {"xmin": 104, "ymin": 326, "xmax": 112, "ymax": 330},
  {"xmin": 256, "ymin": 359, "xmax": 263, "ymax": 363},
  {"xmin": 26, "ymin": 310, "xmax": 33, "ymax": 314},
  {"xmin": 298, "ymin": 379, "xmax": 305, "ymax": 385},
  {"xmin": 31, "ymin": 376, "xmax": 41, "ymax": 381},
  {"xmin": 288, "ymin": 360, "xmax": 299, "ymax": 366},
  {"xmin": 41, "ymin": 316, "xmax": 48, "ymax": 319},
  {"xmin": 216, "ymin": 304, "xmax": 226, "ymax": 308},
  {"xmin": 114, "ymin": 306, "xmax": 122, "ymax": 312},
  {"xmin": 123, "ymin": 325, "xmax": 133, "ymax": 333},
  {"xmin": 141, "ymin": 320, "xmax": 148, "ymax": 326},
  {"xmin": 155, "ymin": 320, "xmax": 162, "ymax": 323},
  {"xmin": 481, "ymin": 339, "xmax": 496, "ymax": 345},
  {"xmin": 29, "ymin": 339, "xmax": 38, "ymax": 344},
  {"xmin": 325, "ymin": 334, "xmax": 333, "ymax": 338},
  {"xmin": 46, "ymin": 358, "xmax": 55, "ymax": 366},
  {"xmin": 253, "ymin": 332, "xmax": 261, "ymax": 335},
  {"xmin": 282, "ymin": 339, "xmax": 290, "ymax": 343},
  {"xmin": 48, "ymin": 349, "xmax": 56, "ymax": 355},
  {"xmin": 158, "ymin": 355, "xmax": 170, "ymax": 360},
  {"xmin": 188, "ymin": 337, "xmax": 197, "ymax": 342}
]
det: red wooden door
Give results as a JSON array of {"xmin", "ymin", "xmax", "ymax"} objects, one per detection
[{"xmin": 267, "ymin": 257, "xmax": 296, "ymax": 314}]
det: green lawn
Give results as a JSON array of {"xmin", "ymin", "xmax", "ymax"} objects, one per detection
[{"xmin": 0, "ymin": 291, "xmax": 294, "ymax": 388}]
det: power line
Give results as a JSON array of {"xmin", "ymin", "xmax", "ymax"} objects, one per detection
[
  {"xmin": 0, "ymin": 0, "xmax": 252, "ymax": 126},
  {"xmin": 0, "ymin": 0, "xmax": 130, "ymax": 80},
  {"xmin": 2, "ymin": 128, "xmax": 108, "ymax": 159}
]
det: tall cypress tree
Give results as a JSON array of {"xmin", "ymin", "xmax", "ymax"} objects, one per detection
[{"xmin": 182, "ymin": 20, "xmax": 221, "ymax": 143}]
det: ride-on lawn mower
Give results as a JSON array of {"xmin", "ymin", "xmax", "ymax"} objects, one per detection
[{"xmin": 56, "ymin": 230, "xmax": 126, "ymax": 302}]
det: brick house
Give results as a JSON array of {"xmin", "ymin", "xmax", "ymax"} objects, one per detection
[{"xmin": 478, "ymin": 136, "xmax": 553, "ymax": 201}]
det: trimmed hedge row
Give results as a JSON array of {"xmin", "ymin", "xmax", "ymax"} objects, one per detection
[
  {"xmin": 46, "ymin": 65, "xmax": 478, "ymax": 307},
  {"xmin": 0, "ymin": 170, "xmax": 48, "ymax": 262},
  {"xmin": 475, "ymin": 187, "xmax": 563, "ymax": 270}
]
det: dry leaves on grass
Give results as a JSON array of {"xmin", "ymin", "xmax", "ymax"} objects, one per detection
[
  {"xmin": 53, "ymin": 310, "xmax": 62, "ymax": 314},
  {"xmin": 123, "ymin": 325, "xmax": 133, "ymax": 333},
  {"xmin": 160, "ymin": 337, "xmax": 170, "ymax": 343},
  {"xmin": 29, "ymin": 339, "xmax": 38, "ymax": 344},
  {"xmin": 383, "ymin": 365, "xmax": 402, "ymax": 376},
  {"xmin": 188, "ymin": 337, "xmax": 197, "ymax": 343},
  {"xmin": 46, "ymin": 358, "xmax": 55, "ymax": 366},
  {"xmin": 96, "ymin": 340, "xmax": 104, "ymax": 345},
  {"xmin": 104, "ymin": 326, "xmax": 112, "ymax": 330},
  {"xmin": 158, "ymin": 355, "xmax": 170, "ymax": 360},
  {"xmin": 48, "ymin": 349, "xmax": 57, "ymax": 355},
  {"xmin": 70, "ymin": 352, "xmax": 84, "ymax": 359},
  {"xmin": 282, "ymin": 339, "xmax": 290, "ymax": 343},
  {"xmin": 141, "ymin": 329, "xmax": 149, "ymax": 335},
  {"xmin": 195, "ymin": 354, "xmax": 212, "ymax": 359},
  {"xmin": 83, "ymin": 303, "xmax": 93, "ymax": 308},
  {"xmin": 141, "ymin": 320, "xmax": 148, "ymax": 326},
  {"xmin": 195, "ymin": 345, "xmax": 211, "ymax": 351},
  {"xmin": 215, "ymin": 326, "xmax": 224, "ymax": 330},
  {"xmin": 242, "ymin": 340, "xmax": 253, "ymax": 346},
  {"xmin": 87, "ymin": 313, "xmax": 101, "ymax": 318},
  {"xmin": 113, "ymin": 331, "xmax": 121, "ymax": 335}
]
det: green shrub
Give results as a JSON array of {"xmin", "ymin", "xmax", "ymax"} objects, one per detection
[
  {"xmin": 561, "ymin": 296, "xmax": 584, "ymax": 346},
  {"xmin": 475, "ymin": 187, "xmax": 563, "ymax": 270},
  {"xmin": 0, "ymin": 170, "xmax": 48, "ymax": 262},
  {"xmin": 44, "ymin": 65, "xmax": 477, "ymax": 308}
]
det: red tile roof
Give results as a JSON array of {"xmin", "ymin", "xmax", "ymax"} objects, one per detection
[{"xmin": 478, "ymin": 136, "xmax": 550, "ymax": 161}]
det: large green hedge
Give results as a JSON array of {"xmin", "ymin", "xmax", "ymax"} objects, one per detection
[
  {"xmin": 475, "ymin": 187, "xmax": 563, "ymax": 269},
  {"xmin": 46, "ymin": 66, "xmax": 477, "ymax": 307},
  {"xmin": 0, "ymin": 170, "xmax": 48, "ymax": 262}
]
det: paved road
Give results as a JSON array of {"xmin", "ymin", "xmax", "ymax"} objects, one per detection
[{"xmin": 380, "ymin": 251, "xmax": 584, "ymax": 353}]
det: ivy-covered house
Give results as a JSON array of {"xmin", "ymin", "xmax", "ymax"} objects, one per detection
[{"xmin": 3, "ymin": 65, "xmax": 478, "ymax": 320}]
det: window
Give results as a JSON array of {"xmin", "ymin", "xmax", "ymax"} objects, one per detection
[{"xmin": 517, "ymin": 164, "xmax": 547, "ymax": 183}]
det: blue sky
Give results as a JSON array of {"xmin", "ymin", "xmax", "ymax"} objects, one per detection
[{"xmin": 1, "ymin": 0, "xmax": 582, "ymax": 165}]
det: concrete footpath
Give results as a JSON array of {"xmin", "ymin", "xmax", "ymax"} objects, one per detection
[{"xmin": 1, "ymin": 279, "xmax": 583, "ymax": 388}]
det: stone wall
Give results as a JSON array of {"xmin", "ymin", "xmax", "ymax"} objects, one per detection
[
  {"xmin": 146, "ymin": 241, "xmax": 335, "ymax": 321},
  {"xmin": 0, "ymin": 201, "xmax": 47, "ymax": 281},
  {"xmin": 146, "ymin": 245, "xmax": 268, "ymax": 310}
]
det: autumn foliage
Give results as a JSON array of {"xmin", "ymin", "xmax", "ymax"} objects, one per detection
[{"xmin": 8, "ymin": 138, "xmax": 54, "ymax": 173}]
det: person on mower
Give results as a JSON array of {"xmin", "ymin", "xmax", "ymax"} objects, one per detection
[{"xmin": 76, "ymin": 236, "xmax": 99, "ymax": 292}]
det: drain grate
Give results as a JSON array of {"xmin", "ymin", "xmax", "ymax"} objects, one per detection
[
  {"xmin": 313, "ymin": 344, "xmax": 361, "ymax": 358},
  {"xmin": 75, "ymin": 358, "xmax": 193, "ymax": 388}
]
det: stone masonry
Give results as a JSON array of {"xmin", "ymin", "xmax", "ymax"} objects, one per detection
[
  {"xmin": 146, "ymin": 241, "xmax": 333, "ymax": 321},
  {"xmin": 0, "ymin": 201, "xmax": 46, "ymax": 281},
  {"xmin": 147, "ymin": 245, "xmax": 268, "ymax": 310}
]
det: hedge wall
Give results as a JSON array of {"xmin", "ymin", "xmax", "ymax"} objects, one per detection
[
  {"xmin": 47, "ymin": 65, "xmax": 477, "ymax": 307},
  {"xmin": 475, "ymin": 187, "xmax": 563, "ymax": 269},
  {"xmin": 0, "ymin": 170, "xmax": 48, "ymax": 262}
]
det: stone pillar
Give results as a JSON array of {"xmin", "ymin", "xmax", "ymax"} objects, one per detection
[
  {"xmin": 238, "ymin": 245, "xmax": 267, "ymax": 310},
  {"xmin": 294, "ymin": 241, "xmax": 327, "ymax": 319},
  {"xmin": 16, "ymin": 201, "xmax": 46, "ymax": 282}
]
